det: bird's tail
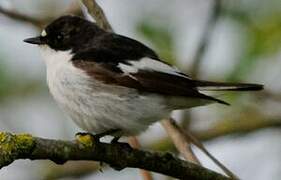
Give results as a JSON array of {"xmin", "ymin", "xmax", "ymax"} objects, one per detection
[
  {"xmin": 193, "ymin": 80, "xmax": 263, "ymax": 106},
  {"xmin": 194, "ymin": 80, "xmax": 264, "ymax": 91}
]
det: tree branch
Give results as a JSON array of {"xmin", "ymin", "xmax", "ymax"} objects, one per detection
[
  {"xmin": 161, "ymin": 119, "xmax": 201, "ymax": 164},
  {"xmin": 162, "ymin": 118, "xmax": 239, "ymax": 179},
  {"xmin": 0, "ymin": 1, "xmax": 83, "ymax": 29},
  {"xmin": 80, "ymin": 0, "xmax": 113, "ymax": 31},
  {"xmin": 190, "ymin": 0, "xmax": 222, "ymax": 76},
  {"xmin": 128, "ymin": 137, "xmax": 154, "ymax": 180},
  {"xmin": 151, "ymin": 118, "xmax": 281, "ymax": 151},
  {"xmin": 0, "ymin": 6, "xmax": 48, "ymax": 28},
  {"xmin": 42, "ymin": 117, "xmax": 280, "ymax": 179},
  {"xmin": 0, "ymin": 132, "xmax": 229, "ymax": 180}
]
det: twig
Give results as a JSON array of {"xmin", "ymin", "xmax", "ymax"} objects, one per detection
[
  {"xmin": 161, "ymin": 119, "xmax": 201, "ymax": 164},
  {"xmin": 151, "ymin": 118, "xmax": 281, "ymax": 151},
  {"xmin": 190, "ymin": 0, "xmax": 222, "ymax": 76},
  {"xmin": 129, "ymin": 137, "xmax": 154, "ymax": 180},
  {"xmin": 64, "ymin": 1, "xmax": 83, "ymax": 16},
  {"xmin": 197, "ymin": 117, "xmax": 281, "ymax": 141},
  {"xmin": 80, "ymin": 0, "xmax": 113, "ymax": 31},
  {"xmin": 168, "ymin": 0, "xmax": 223, "ymax": 167},
  {"xmin": 162, "ymin": 119, "xmax": 239, "ymax": 179},
  {"xmin": 0, "ymin": 132, "xmax": 229, "ymax": 180},
  {"xmin": 183, "ymin": 131, "xmax": 239, "ymax": 179},
  {"xmin": 0, "ymin": 1, "xmax": 83, "ymax": 29},
  {"xmin": 181, "ymin": 0, "xmax": 239, "ymax": 178},
  {"xmin": 0, "ymin": 6, "xmax": 48, "ymax": 28}
]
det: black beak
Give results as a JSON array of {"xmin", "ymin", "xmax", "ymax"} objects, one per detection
[{"xmin": 24, "ymin": 36, "xmax": 44, "ymax": 45}]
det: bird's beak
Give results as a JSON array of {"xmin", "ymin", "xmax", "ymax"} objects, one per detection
[{"xmin": 23, "ymin": 36, "xmax": 45, "ymax": 45}]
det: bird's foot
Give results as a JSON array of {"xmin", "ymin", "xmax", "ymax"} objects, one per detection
[
  {"xmin": 75, "ymin": 129, "xmax": 121, "ymax": 147},
  {"xmin": 94, "ymin": 129, "xmax": 121, "ymax": 140},
  {"xmin": 110, "ymin": 136, "xmax": 121, "ymax": 144},
  {"xmin": 75, "ymin": 132, "xmax": 96, "ymax": 147}
]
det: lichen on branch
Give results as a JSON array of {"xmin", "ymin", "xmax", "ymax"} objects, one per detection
[{"xmin": 0, "ymin": 132, "xmax": 35, "ymax": 167}]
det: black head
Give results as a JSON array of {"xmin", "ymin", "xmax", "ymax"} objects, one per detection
[{"xmin": 24, "ymin": 15, "xmax": 104, "ymax": 51}]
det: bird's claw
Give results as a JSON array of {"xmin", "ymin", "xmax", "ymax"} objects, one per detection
[{"xmin": 75, "ymin": 132, "xmax": 96, "ymax": 147}]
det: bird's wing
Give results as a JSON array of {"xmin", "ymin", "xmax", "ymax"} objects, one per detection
[
  {"xmin": 72, "ymin": 55, "xmax": 228, "ymax": 105},
  {"xmin": 73, "ymin": 33, "xmax": 161, "ymax": 63},
  {"xmin": 71, "ymin": 33, "xmax": 262, "ymax": 105}
]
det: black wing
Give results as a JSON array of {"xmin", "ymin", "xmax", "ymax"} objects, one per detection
[
  {"xmin": 73, "ymin": 33, "xmax": 160, "ymax": 64},
  {"xmin": 72, "ymin": 33, "xmax": 262, "ymax": 105}
]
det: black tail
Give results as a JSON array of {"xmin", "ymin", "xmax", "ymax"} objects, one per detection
[
  {"xmin": 194, "ymin": 80, "xmax": 263, "ymax": 106},
  {"xmin": 199, "ymin": 93, "xmax": 231, "ymax": 106},
  {"xmin": 194, "ymin": 80, "xmax": 264, "ymax": 91}
]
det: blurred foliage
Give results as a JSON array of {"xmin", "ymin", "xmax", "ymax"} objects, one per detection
[
  {"xmin": 247, "ymin": 16, "xmax": 281, "ymax": 56},
  {"xmin": 136, "ymin": 19, "xmax": 177, "ymax": 64},
  {"xmin": 0, "ymin": 59, "xmax": 10, "ymax": 99},
  {"xmin": 224, "ymin": 8, "xmax": 281, "ymax": 81},
  {"xmin": 0, "ymin": 59, "xmax": 44, "ymax": 101}
]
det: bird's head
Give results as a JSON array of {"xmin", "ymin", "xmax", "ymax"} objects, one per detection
[{"xmin": 24, "ymin": 15, "xmax": 102, "ymax": 52}]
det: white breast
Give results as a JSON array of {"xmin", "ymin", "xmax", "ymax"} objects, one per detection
[{"xmin": 39, "ymin": 46, "xmax": 169, "ymax": 135}]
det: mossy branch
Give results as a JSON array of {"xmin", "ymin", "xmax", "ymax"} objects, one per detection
[{"xmin": 0, "ymin": 132, "xmax": 229, "ymax": 180}]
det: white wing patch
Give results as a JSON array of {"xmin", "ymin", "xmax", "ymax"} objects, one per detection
[
  {"xmin": 118, "ymin": 63, "xmax": 138, "ymax": 74},
  {"xmin": 118, "ymin": 57, "xmax": 189, "ymax": 78}
]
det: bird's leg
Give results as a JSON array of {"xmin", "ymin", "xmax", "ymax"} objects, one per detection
[
  {"xmin": 75, "ymin": 129, "xmax": 121, "ymax": 146},
  {"xmin": 75, "ymin": 130, "xmax": 130, "ymax": 171},
  {"xmin": 94, "ymin": 129, "xmax": 121, "ymax": 140},
  {"xmin": 111, "ymin": 136, "xmax": 121, "ymax": 144}
]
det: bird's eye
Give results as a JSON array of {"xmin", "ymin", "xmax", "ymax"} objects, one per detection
[{"xmin": 56, "ymin": 34, "xmax": 63, "ymax": 40}]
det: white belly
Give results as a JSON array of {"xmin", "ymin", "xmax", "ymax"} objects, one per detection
[{"xmin": 41, "ymin": 47, "xmax": 169, "ymax": 135}]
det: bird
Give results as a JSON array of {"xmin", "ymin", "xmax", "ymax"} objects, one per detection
[{"xmin": 24, "ymin": 15, "xmax": 263, "ymax": 140}]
